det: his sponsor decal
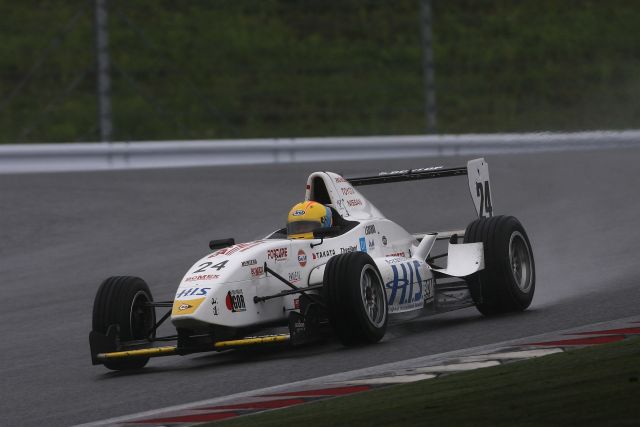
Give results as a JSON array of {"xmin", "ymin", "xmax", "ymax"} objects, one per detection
[
  {"xmin": 382, "ymin": 235, "xmax": 388, "ymax": 246},
  {"xmin": 226, "ymin": 289, "xmax": 246, "ymax": 312},
  {"xmin": 241, "ymin": 259, "xmax": 257, "ymax": 267},
  {"xmin": 298, "ymin": 249, "xmax": 307, "ymax": 267},
  {"xmin": 292, "ymin": 209, "xmax": 305, "ymax": 216},
  {"xmin": 312, "ymin": 248, "xmax": 336, "ymax": 260},
  {"xmin": 176, "ymin": 287, "xmax": 210, "ymax": 299},
  {"xmin": 288, "ymin": 271, "xmax": 301, "ymax": 283},
  {"xmin": 359, "ymin": 237, "xmax": 367, "ymax": 252},
  {"xmin": 208, "ymin": 241, "xmax": 265, "ymax": 258},
  {"xmin": 385, "ymin": 260, "xmax": 427, "ymax": 313},
  {"xmin": 340, "ymin": 245, "xmax": 358, "ymax": 254},
  {"xmin": 267, "ymin": 247, "xmax": 288, "ymax": 262},
  {"xmin": 185, "ymin": 274, "xmax": 219, "ymax": 282},
  {"xmin": 251, "ymin": 266, "xmax": 264, "ymax": 277},
  {"xmin": 171, "ymin": 297, "xmax": 205, "ymax": 315},
  {"xmin": 346, "ymin": 199, "xmax": 363, "ymax": 207},
  {"xmin": 365, "ymin": 225, "xmax": 377, "ymax": 235},
  {"xmin": 340, "ymin": 187, "xmax": 355, "ymax": 196}
]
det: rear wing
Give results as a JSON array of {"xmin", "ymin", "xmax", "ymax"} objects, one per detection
[{"xmin": 347, "ymin": 158, "xmax": 493, "ymax": 218}]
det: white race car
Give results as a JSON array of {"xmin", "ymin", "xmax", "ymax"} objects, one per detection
[{"xmin": 90, "ymin": 158, "xmax": 535, "ymax": 370}]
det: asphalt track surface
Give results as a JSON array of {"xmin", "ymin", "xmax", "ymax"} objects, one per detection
[{"xmin": 1, "ymin": 148, "xmax": 640, "ymax": 426}]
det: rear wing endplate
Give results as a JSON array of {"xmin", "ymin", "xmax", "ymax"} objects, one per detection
[{"xmin": 347, "ymin": 158, "xmax": 493, "ymax": 218}]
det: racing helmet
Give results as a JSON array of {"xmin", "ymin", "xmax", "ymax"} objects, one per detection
[{"xmin": 287, "ymin": 201, "xmax": 332, "ymax": 239}]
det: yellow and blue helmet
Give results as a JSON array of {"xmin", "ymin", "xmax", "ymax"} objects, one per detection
[{"xmin": 287, "ymin": 201, "xmax": 332, "ymax": 239}]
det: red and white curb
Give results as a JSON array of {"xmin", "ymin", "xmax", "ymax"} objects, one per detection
[{"xmin": 76, "ymin": 315, "xmax": 640, "ymax": 427}]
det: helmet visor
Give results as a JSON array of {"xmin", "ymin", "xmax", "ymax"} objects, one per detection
[{"xmin": 287, "ymin": 220, "xmax": 321, "ymax": 236}]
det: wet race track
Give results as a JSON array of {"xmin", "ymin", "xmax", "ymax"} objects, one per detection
[{"xmin": 1, "ymin": 147, "xmax": 639, "ymax": 426}]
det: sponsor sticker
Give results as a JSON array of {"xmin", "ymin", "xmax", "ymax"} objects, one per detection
[
  {"xmin": 385, "ymin": 252, "xmax": 406, "ymax": 258},
  {"xmin": 267, "ymin": 247, "xmax": 288, "ymax": 262},
  {"xmin": 288, "ymin": 271, "xmax": 301, "ymax": 283},
  {"xmin": 385, "ymin": 260, "xmax": 426, "ymax": 313},
  {"xmin": 208, "ymin": 241, "xmax": 265, "ymax": 258},
  {"xmin": 176, "ymin": 287, "xmax": 210, "ymax": 299},
  {"xmin": 347, "ymin": 199, "xmax": 363, "ymax": 207},
  {"xmin": 251, "ymin": 266, "xmax": 264, "ymax": 277},
  {"xmin": 340, "ymin": 187, "xmax": 355, "ymax": 196},
  {"xmin": 359, "ymin": 237, "xmax": 367, "ymax": 252},
  {"xmin": 185, "ymin": 274, "xmax": 219, "ymax": 282},
  {"xmin": 294, "ymin": 298, "xmax": 300, "ymax": 309},
  {"xmin": 382, "ymin": 235, "xmax": 388, "ymax": 246},
  {"xmin": 334, "ymin": 177, "xmax": 348, "ymax": 183},
  {"xmin": 211, "ymin": 297, "xmax": 219, "ymax": 316},
  {"xmin": 241, "ymin": 259, "xmax": 257, "ymax": 267},
  {"xmin": 172, "ymin": 297, "xmax": 206, "ymax": 315},
  {"xmin": 298, "ymin": 249, "xmax": 307, "ymax": 267},
  {"xmin": 292, "ymin": 209, "xmax": 305, "ymax": 216},
  {"xmin": 312, "ymin": 248, "xmax": 335, "ymax": 260},
  {"xmin": 340, "ymin": 245, "xmax": 358, "ymax": 254},
  {"xmin": 379, "ymin": 166, "xmax": 443, "ymax": 176},
  {"xmin": 226, "ymin": 289, "xmax": 246, "ymax": 312},
  {"xmin": 368, "ymin": 239, "xmax": 375, "ymax": 251},
  {"xmin": 365, "ymin": 225, "xmax": 377, "ymax": 235}
]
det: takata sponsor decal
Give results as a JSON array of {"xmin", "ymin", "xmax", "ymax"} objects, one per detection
[
  {"xmin": 292, "ymin": 209, "xmax": 305, "ymax": 216},
  {"xmin": 379, "ymin": 166, "xmax": 443, "ymax": 176},
  {"xmin": 241, "ymin": 259, "xmax": 257, "ymax": 267},
  {"xmin": 297, "ymin": 249, "xmax": 307, "ymax": 267},
  {"xmin": 208, "ymin": 241, "xmax": 265, "ymax": 258},
  {"xmin": 288, "ymin": 271, "xmax": 301, "ymax": 283},
  {"xmin": 346, "ymin": 198, "xmax": 363, "ymax": 207},
  {"xmin": 340, "ymin": 245, "xmax": 358, "ymax": 254},
  {"xmin": 340, "ymin": 187, "xmax": 355, "ymax": 196},
  {"xmin": 359, "ymin": 237, "xmax": 367, "ymax": 252},
  {"xmin": 176, "ymin": 287, "xmax": 210, "ymax": 299},
  {"xmin": 365, "ymin": 225, "xmax": 377, "ymax": 235},
  {"xmin": 382, "ymin": 235, "xmax": 388, "ymax": 246},
  {"xmin": 267, "ymin": 247, "xmax": 288, "ymax": 261},
  {"xmin": 172, "ymin": 297, "xmax": 205, "ymax": 315},
  {"xmin": 251, "ymin": 266, "xmax": 264, "ymax": 277},
  {"xmin": 185, "ymin": 274, "xmax": 219, "ymax": 282},
  {"xmin": 385, "ymin": 260, "xmax": 426, "ymax": 313},
  {"xmin": 226, "ymin": 289, "xmax": 246, "ymax": 312},
  {"xmin": 312, "ymin": 248, "xmax": 335, "ymax": 260}
]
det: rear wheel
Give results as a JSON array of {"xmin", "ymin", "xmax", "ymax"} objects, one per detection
[
  {"xmin": 92, "ymin": 276, "xmax": 155, "ymax": 370},
  {"xmin": 323, "ymin": 252, "xmax": 388, "ymax": 345},
  {"xmin": 464, "ymin": 215, "xmax": 535, "ymax": 315}
]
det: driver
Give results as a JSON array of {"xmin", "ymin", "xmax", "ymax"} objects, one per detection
[{"xmin": 287, "ymin": 201, "xmax": 333, "ymax": 239}]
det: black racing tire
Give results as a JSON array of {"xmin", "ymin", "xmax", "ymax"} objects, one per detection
[
  {"xmin": 323, "ymin": 252, "xmax": 388, "ymax": 346},
  {"xmin": 92, "ymin": 276, "xmax": 155, "ymax": 370},
  {"xmin": 464, "ymin": 215, "xmax": 535, "ymax": 316}
]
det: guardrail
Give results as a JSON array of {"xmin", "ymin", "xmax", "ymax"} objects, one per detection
[{"xmin": 1, "ymin": 130, "xmax": 639, "ymax": 174}]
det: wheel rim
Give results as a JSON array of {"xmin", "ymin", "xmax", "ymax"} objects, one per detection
[
  {"xmin": 509, "ymin": 231, "xmax": 533, "ymax": 293},
  {"xmin": 130, "ymin": 290, "xmax": 155, "ymax": 339},
  {"xmin": 360, "ymin": 265, "xmax": 387, "ymax": 327}
]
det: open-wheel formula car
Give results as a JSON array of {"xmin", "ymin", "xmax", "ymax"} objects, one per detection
[{"xmin": 89, "ymin": 158, "xmax": 535, "ymax": 370}]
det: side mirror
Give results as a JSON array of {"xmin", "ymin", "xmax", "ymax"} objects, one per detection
[{"xmin": 209, "ymin": 238, "xmax": 235, "ymax": 251}]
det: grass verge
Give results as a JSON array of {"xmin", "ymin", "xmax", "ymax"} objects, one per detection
[{"xmin": 213, "ymin": 337, "xmax": 640, "ymax": 427}]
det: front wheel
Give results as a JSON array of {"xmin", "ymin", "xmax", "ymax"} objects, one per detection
[
  {"xmin": 323, "ymin": 252, "xmax": 388, "ymax": 346},
  {"xmin": 92, "ymin": 276, "xmax": 155, "ymax": 370},
  {"xmin": 464, "ymin": 215, "xmax": 535, "ymax": 315}
]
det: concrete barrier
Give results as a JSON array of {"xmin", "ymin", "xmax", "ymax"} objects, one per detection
[{"xmin": 1, "ymin": 130, "xmax": 639, "ymax": 174}]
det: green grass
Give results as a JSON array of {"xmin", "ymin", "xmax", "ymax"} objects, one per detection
[
  {"xmin": 2, "ymin": 1, "xmax": 640, "ymax": 142},
  {"xmin": 213, "ymin": 337, "xmax": 640, "ymax": 427}
]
